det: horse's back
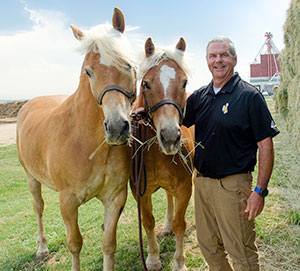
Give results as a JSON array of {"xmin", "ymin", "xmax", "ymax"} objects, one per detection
[{"xmin": 17, "ymin": 95, "xmax": 68, "ymax": 124}]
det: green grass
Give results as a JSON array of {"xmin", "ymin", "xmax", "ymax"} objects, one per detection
[
  {"xmin": 254, "ymin": 97, "xmax": 300, "ymax": 271},
  {"xmin": 0, "ymin": 145, "xmax": 202, "ymax": 270},
  {"xmin": 0, "ymin": 97, "xmax": 299, "ymax": 270}
]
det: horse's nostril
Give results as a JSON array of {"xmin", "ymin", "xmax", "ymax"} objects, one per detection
[
  {"xmin": 176, "ymin": 129, "xmax": 181, "ymax": 141},
  {"xmin": 160, "ymin": 129, "xmax": 167, "ymax": 145},
  {"xmin": 104, "ymin": 121, "xmax": 108, "ymax": 132},
  {"xmin": 121, "ymin": 120, "xmax": 130, "ymax": 135},
  {"xmin": 176, "ymin": 133, "xmax": 181, "ymax": 144},
  {"xmin": 160, "ymin": 128, "xmax": 181, "ymax": 147}
]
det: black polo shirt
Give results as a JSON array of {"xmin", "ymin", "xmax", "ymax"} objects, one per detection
[{"xmin": 183, "ymin": 73, "xmax": 279, "ymax": 179}]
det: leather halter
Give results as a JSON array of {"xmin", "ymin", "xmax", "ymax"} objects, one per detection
[
  {"xmin": 97, "ymin": 84, "xmax": 135, "ymax": 105},
  {"xmin": 142, "ymin": 84, "xmax": 185, "ymax": 122}
]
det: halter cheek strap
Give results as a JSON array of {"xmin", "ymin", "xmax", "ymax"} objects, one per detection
[{"xmin": 97, "ymin": 85, "xmax": 135, "ymax": 105}]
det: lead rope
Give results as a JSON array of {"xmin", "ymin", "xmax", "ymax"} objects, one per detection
[{"xmin": 131, "ymin": 110, "xmax": 148, "ymax": 271}]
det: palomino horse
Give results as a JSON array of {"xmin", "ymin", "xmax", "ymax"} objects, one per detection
[
  {"xmin": 131, "ymin": 38, "xmax": 194, "ymax": 271},
  {"xmin": 17, "ymin": 8, "xmax": 136, "ymax": 271}
]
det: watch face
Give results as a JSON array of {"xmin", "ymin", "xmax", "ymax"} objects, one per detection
[{"xmin": 261, "ymin": 188, "xmax": 269, "ymax": 197}]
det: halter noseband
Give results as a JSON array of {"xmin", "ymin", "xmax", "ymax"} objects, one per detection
[
  {"xmin": 142, "ymin": 83, "xmax": 185, "ymax": 122},
  {"xmin": 97, "ymin": 85, "xmax": 135, "ymax": 105}
]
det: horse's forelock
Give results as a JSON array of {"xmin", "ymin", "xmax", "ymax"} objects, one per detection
[
  {"xmin": 76, "ymin": 24, "xmax": 137, "ymax": 74},
  {"xmin": 137, "ymin": 48, "xmax": 191, "ymax": 80}
]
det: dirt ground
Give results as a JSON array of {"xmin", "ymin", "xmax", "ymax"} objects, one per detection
[{"xmin": 0, "ymin": 101, "xmax": 26, "ymax": 146}]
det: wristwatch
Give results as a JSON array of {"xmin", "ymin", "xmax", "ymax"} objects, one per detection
[{"xmin": 254, "ymin": 186, "xmax": 269, "ymax": 198}]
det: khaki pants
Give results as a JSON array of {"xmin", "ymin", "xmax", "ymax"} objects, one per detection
[{"xmin": 194, "ymin": 173, "xmax": 259, "ymax": 271}]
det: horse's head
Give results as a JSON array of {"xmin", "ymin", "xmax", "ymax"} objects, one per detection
[
  {"xmin": 71, "ymin": 8, "xmax": 136, "ymax": 145},
  {"xmin": 139, "ymin": 37, "xmax": 188, "ymax": 155}
]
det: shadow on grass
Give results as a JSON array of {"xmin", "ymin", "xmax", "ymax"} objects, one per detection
[
  {"xmin": 3, "ymin": 236, "xmax": 176, "ymax": 271},
  {"xmin": 1, "ymin": 237, "xmax": 177, "ymax": 271},
  {"xmin": 91, "ymin": 235, "xmax": 176, "ymax": 271},
  {"xmin": 1, "ymin": 252, "xmax": 35, "ymax": 271},
  {"xmin": 1, "ymin": 238, "xmax": 67, "ymax": 271},
  {"xmin": 1, "ymin": 252, "xmax": 47, "ymax": 271}
]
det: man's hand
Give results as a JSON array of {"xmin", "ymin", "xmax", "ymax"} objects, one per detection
[{"xmin": 244, "ymin": 191, "xmax": 265, "ymax": 221}]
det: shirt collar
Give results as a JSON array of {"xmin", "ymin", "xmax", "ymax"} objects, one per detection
[{"xmin": 207, "ymin": 72, "xmax": 241, "ymax": 95}]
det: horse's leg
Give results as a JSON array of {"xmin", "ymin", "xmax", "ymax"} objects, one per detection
[
  {"xmin": 101, "ymin": 187, "xmax": 127, "ymax": 271},
  {"xmin": 162, "ymin": 191, "xmax": 174, "ymax": 236},
  {"xmin": 140, "ymin": 195, "xmax": 161, "ymax": 271},
  {"xmin": 172, "ymin": 182, "xmax": 192, "ymax": 271},
  {"xmin": 59, "ymin": 191, "xmax": 82, "ymax": 271},
  {"xmin": 27, "ymin": 175, "xmax": 49, "ymax": 259}
]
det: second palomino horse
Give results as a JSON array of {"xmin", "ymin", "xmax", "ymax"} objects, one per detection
[
  {"xmin": 131, "ymin": 37, "xmax": 194, "ymax": 271},
  {"xmin": 16, "ymin": 8, "xmax": 136, "ymax": 271}
]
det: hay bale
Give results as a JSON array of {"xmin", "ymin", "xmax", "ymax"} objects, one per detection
[
  {"xmin": 0, "ymin": 101, "xmax": 27, "ymax": 119},
  {"xmin": 277, "ymin": 0, "xmax": 300, "ymax": 149}
]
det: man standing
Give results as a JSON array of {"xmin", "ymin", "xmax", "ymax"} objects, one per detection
[{"xmin": 183, "ymin": 37, "xmax": 279, "ymax": 270}]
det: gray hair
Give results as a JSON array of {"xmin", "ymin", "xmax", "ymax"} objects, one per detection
[{"xmin": 206, "ymin": 36, "xmax": 236, "ymax": 58}]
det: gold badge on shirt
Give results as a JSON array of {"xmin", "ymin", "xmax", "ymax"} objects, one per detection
[{"xmin": 222, "ymin": 103, "xmax": 229, "ymax": 114}]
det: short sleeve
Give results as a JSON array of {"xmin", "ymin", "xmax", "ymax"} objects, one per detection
[
  {"xmin": 182, "ymin": 92, "xmax": 196, "ymax": 128},
  {"xmin": 249, "ymin": 93, "xmax": 280, "ymax": 142}
]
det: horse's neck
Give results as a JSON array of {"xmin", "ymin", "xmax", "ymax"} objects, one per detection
[{"xmin": 71, "ymin": 76, "xmax": 104, "ymax": 124}]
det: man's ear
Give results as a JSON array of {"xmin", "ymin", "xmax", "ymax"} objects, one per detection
[{"xmin": 234, "ymin": 55, "xmax": 237, "ymax": 66}]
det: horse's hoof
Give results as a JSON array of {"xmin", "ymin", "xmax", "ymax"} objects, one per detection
[
  {"xmin": 173, "ymin": 265, "xmax": 187, "ymax": 271},
  {"xmin": 146, "ymin": 255, "xmax": 162, "ymax": 271},
  {"xmin": 36, "ymin": 249, "xmax": 49, "ymax": 261},
  {"xmin": 173, "ymin": 263, "xmax": 187, "ymax": 271},
  {"xmin": 161, "ymin": 228, "xmax": 173, "ymax": 236}
]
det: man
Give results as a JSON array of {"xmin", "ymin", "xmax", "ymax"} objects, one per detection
[{"xmin": 183, "ymin": 37, "xmax": 279, "ymax": 270}]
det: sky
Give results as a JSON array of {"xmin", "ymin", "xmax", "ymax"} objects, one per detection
[{"xmin": 0, "ymin": 0, "xmax": 290, "ymax": 100}]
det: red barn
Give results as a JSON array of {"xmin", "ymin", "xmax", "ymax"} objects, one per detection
[{"xmin": 250, "ymin": 32, "xmax": 280, "ymax": 94}]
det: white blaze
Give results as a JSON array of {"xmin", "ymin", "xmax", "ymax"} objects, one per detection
[
  {"xmin": 160, "ymin": 65, "xmax": 176, "ymax": 94},
  {"xmin": 100, "ymin": 56, "xmax": 110, "ymax": 67}
]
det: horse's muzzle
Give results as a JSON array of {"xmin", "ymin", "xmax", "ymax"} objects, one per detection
[
  {"xmin": 159, "ymin": 127, "xmax": 181, "ymax": 155},
  {"xmin": 104, "ymin": 119, "xmax": 130, "ymax": 145}
]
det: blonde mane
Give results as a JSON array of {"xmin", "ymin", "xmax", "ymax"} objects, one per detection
[
  {"xmin": 77, "ymin": 23, "xmax": 137, "ymax": 74},
  {"xmin": 137, "ymin": 47, "xmax": 191, "ymax": 80}
]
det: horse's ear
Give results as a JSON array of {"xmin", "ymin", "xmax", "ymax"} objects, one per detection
[
  {"xmin": 176, "ymin": 37, "xmax": 186, "ymax": 52},
  {"xmin": 112, "ymin": 7, "xmax": 125, "ymax": 33},
  {"xmin": 145, "ymin": 37, "xmax": 155, "ymax": 57},
  {"xmin": 70, "ymin": 24, "xmax": 84, "ymax": 40}
]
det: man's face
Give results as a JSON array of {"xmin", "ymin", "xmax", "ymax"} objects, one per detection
[{"xmin": 206, "ymin": 41, "xmax": 237, "ymax": 82}]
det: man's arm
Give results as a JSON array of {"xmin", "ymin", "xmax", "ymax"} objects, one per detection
[{"xmin": 244, "ymin": 136, "xmax": 274, "ymax": 221}]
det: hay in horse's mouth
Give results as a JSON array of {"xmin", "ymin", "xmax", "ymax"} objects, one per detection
[
  {"xmin": 130, "ymin": 132, "xmax": 203, "ymax": 176},
  {"xmin": 130, "ymin": 135, "xmax": 157, "ymax": 158},
  {"xmin": 176, "ymin": 139, "xmax": 204, "ymax": 176}
]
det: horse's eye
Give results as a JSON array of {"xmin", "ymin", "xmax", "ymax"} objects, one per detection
[
  {"xmin": 130, "ymin": 93, "xmax": 136, "ymax": 105},
  {"xmin": 182, "ymin": 80, "xmax": 188, "ymax": 89},
  {"xmin": 143, "ymin": 81, "xmax": 151, "ymax": 90},
  {"xmin": 85, "ymin": 67, "xmax": 93, "ymax": 78}
]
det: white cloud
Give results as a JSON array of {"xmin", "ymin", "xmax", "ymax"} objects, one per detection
[{"xmin": 0, "ymin": 7, "xmax": 83, "ymax": 100}]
